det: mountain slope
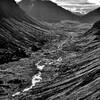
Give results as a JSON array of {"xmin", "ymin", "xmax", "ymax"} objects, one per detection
[
  {"xmin": 0, "ymin": 0, "xmax": 50, "ymax": 64},
  {"xmin": 19, "ymin": 0, "xmax": 80, "ymax": 23},
  {"xmin": 81, "ymin": 7, "xmax": 100, "ymax": 23}
]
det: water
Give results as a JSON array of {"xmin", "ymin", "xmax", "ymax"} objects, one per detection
[{"xmin": 12, "ymin": 60, "xmax": 45, "ymax": 97}]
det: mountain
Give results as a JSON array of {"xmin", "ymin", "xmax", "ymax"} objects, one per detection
[
  {"xmin": 81, "ymin": 7, "xmax": 100, "ymax": 23},
  {"xmin": 0, "ymin": 0, "xmax": 49, "ymax": 29},
  {"xmin": 19, "ymin": 0, "xmax": 80, "ymax": 23},
  {"xmin": 0, "ymin": 0, "xmax": 50, "ymax": 64}
]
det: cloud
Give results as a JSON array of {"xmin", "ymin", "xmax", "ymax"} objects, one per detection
[
  {"xmin": 88, "ymin": 0, "xmax": 100, "ymax": 5},
  {"xmin": 51, "ymin": 0, "xmax": 100, "ymax": 14},
  {"xmin": 52, "ymin": 0, "xmax": 100, "ymax": 5},
  {"xmin": 15, "ymin": 0, "xmax": 22, "ymax": 3},
  {"xmin": 53, "ymin": 0, "xmax": 88, "ymax": 4}
]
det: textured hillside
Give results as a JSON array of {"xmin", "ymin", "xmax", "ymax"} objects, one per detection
[
  {"xmin": 0, "ymin": 0, "xmax": 50, "ymax": 64},
  {"xmin": 19, "ymin": 0, "xmax": 80, "ymax": 23},
  {"xmin": 0, "ymin": 18, "xmax": 50, "ymax": 64},
  {"xmin": 13, "ymin": 21, "xmax": 100, "ymax": 100},
  {"xmin": 0, "ymin": 19, "xmax": 100, "ymax": 100},
  {"xmin": 0, "ymin": 0, "xmax": 100, "ymax": 100}
]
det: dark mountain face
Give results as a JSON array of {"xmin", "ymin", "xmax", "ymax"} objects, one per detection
[
  {"xmin": 19, "ymin": 0, "xmax": 80, "ymax": 23},
  {"xmin": 92, "ymin": 21, "xmax": 100, "ymax": 29},
  {"xmin": 81, "ymin": 7, "xmax": 100, "ymax": 23},
  {"xmin": 0, "ymin": 0, "xmax": 24, "ymax": 18},
  {"xmin": 0, "ymin": 0, "xmax": 50, "ymax": 64}
]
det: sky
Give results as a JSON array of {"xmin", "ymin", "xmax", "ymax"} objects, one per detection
[
  {"xmin": 15, "ymin": 0, "xmax": 100, "ymax": 14},
  {"xmin": 15, "ymin": 0, "xmax": 22, "ymax": 3},
  {"xmin": 50, "ymin": 0, "xmax": 100, "ymax": 14},
  {"xmin": 88, "ymin": 0, "xmax": 100, "ymax": 5},
  {"xmin": 51, "ymin": 0, "xmax": 100, "ymax": 5}
]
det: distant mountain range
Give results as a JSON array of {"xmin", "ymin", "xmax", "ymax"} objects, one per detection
[
  {"xmin": 19, "ymin": 0, "xmax": 81, "ymax": 23},
  {"xmin": 0, "ymin": 0, "xmax": 50, "ymax": 64},
  {"xmin": 19, "ymin": 0, "xmax": 100, "ymax": 23}
]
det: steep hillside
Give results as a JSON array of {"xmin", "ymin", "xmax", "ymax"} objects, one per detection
[{"xmin": 0, "ymin": 0, "xmax": 50, "ymax": 64}]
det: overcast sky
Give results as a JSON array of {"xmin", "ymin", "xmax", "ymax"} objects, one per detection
[
  {"xmin": 50, "ymin": 0, "xmax": 100, "ymax": 6},
  {"xmin": 50, "ymin": 0, "xmax": 100, "ymax": 13}
]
